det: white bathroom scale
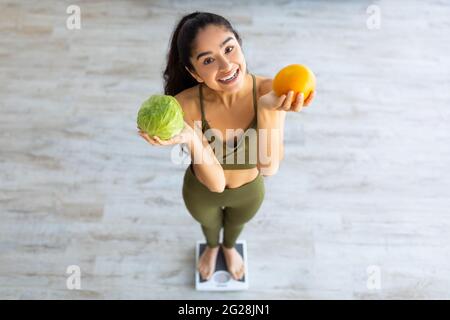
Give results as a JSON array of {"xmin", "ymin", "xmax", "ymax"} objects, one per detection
[{"xmin": 195, "ymin": 240, "xmax": 249, "ymax": 291}]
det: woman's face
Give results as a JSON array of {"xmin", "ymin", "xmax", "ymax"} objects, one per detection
[{"xmin": 187, "ymin": 25, "xmax": 247, "ymax": 93}]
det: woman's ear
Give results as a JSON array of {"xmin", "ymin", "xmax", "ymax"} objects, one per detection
[{"xmin": 185, "ymin": 66, "xmax": 203, "ymax": 83}]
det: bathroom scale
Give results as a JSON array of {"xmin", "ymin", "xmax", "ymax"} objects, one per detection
[{"xmin": 195, "ymin": 240, "xmax": 249, "ymax": 291}]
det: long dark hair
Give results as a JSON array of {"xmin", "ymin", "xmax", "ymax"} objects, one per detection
[{"xmin": 163, "ymin": 12, "xmax": 244, "ymax": 96}]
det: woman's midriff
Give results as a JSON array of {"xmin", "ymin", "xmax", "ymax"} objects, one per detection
[
  {"xmin": 224, "ymin": 167, "xmax": 259, "ymax": 189},
  {"xmin": 192, "ymin": 165, "xmax": 259, "ymax": 189}
]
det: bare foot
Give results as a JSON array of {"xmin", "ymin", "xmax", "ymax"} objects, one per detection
[
  {"xmin": 221, "ymin": 244, "xmax": 245, "ymax": 280},
  {"xmin": 198, "ymin": 245, "xmax": 220, "ymax": 280}
]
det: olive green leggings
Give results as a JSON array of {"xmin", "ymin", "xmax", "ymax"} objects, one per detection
[{"xmin": 182, "ymin": 165, "xmax": 265, "ymax": 249}]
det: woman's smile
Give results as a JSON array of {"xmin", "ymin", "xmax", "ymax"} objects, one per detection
[{"xmin": 217, "ymin": 68, "xmax": 240, "ymax": 85}]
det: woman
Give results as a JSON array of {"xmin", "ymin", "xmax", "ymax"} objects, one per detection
[{"xmin": 138, "ymin": 12, "xmax": 315, "ymax": 282}]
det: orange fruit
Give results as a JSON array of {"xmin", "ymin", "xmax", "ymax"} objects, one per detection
[{"xmin": 272, "ymin": 64, "xmax": 316, "ymax": 100}]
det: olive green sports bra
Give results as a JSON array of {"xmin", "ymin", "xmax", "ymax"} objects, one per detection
[{"xmin": 199, "ymin": 73, "xmax": 259, "ymax": 170}]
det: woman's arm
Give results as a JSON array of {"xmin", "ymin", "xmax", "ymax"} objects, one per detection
[
  {"xmin": 176, "ymin": 94, "xmax": 226, "ymax": 193},
  {"xmin": 256, "ymin": 78, "xmax": 315, "ymax": 176},
  {"xmin": 257, "ymin": 107, "xmax": 286, "ymax": 176},
  {"xmin": 257, "ymin": 78, "xmax": 285, "ymax": 176},
  {"xmin": 186, "ymin": 124, "xmax": 226, "ymax": 192}
]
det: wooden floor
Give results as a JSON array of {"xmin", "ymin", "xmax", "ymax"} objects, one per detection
[{"xmin": 1, "ymin": 0, "xmax": 450, "ymax": 299}]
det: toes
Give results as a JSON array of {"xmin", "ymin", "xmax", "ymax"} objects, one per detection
[
  {"xmin": 198, "ymin": 261, "xmax": 216, "ymax": 281},
  {"xmin": 239, "ymin": 267, "xmax": 245, "ymax": 279},
  {"xmin": 201, "ymin": 270, "xmax": 210, "ymax": 281},
  {"xmin": 198, "ymin": 265, "xmax": 208, "ymax": 280},
  {"xmin": 230, "ymin": 270, "xmax": 244, "ymax": 280},
  {"xmin": 221, "ymin": 248, "xmax": 246, "ymax": 280},
  {"xmin": 235, "ymin": 265, "xmax": 245, "ymax": 280}
]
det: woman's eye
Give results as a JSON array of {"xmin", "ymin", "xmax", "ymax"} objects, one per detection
[{"xmin": 203, "ymin": 46, "xmax": 235, "ymax": 65}]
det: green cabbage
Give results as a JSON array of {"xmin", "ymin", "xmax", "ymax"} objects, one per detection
[{"xmin": 137, "ymin": 95, "xmax": 184, "ymax": 140}]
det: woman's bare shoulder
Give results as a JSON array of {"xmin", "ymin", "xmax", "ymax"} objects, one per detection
[
  {"xmin": 174, "ymin": 85, "xmax": 202, "ymax": 123},
  {"xmin": 254, "ymin": 74, "xmax": 273, "ymax": 98}
]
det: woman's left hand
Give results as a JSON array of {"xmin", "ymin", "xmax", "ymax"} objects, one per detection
[{"xmin": 258, "ymin": 90, "xmax": 315, "ymax": 112}]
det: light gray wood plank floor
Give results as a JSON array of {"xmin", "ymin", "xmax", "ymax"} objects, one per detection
[{"xmin": 1, "ymin": 0, "xmax": 449, "ymax": 299}]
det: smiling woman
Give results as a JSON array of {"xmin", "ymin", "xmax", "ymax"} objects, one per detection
[
  {"xmin": 143, "ymin": 11, "xmax": 314, "ymax": 285},
  {"xmin": 163, "ymin": 13, "xmax": 246, "ymax": 97},
  {"xmin": 159, "ymin": 12, "xmax": 269, "ymax": 283}
]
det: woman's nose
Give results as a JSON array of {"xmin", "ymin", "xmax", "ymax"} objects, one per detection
[{"xmin": 217, "ymin": 55, "xmax": 232, "ymax": 70}]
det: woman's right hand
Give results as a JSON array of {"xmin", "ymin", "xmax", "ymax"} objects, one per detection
[{"xmin": 138, "ymin": 121, "xmax": 194, "ymax": 146}]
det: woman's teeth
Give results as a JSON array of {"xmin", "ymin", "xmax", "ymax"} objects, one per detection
[{"xmin": 219, "ymin": 69, "xmax": 239, "ymax": 83}]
